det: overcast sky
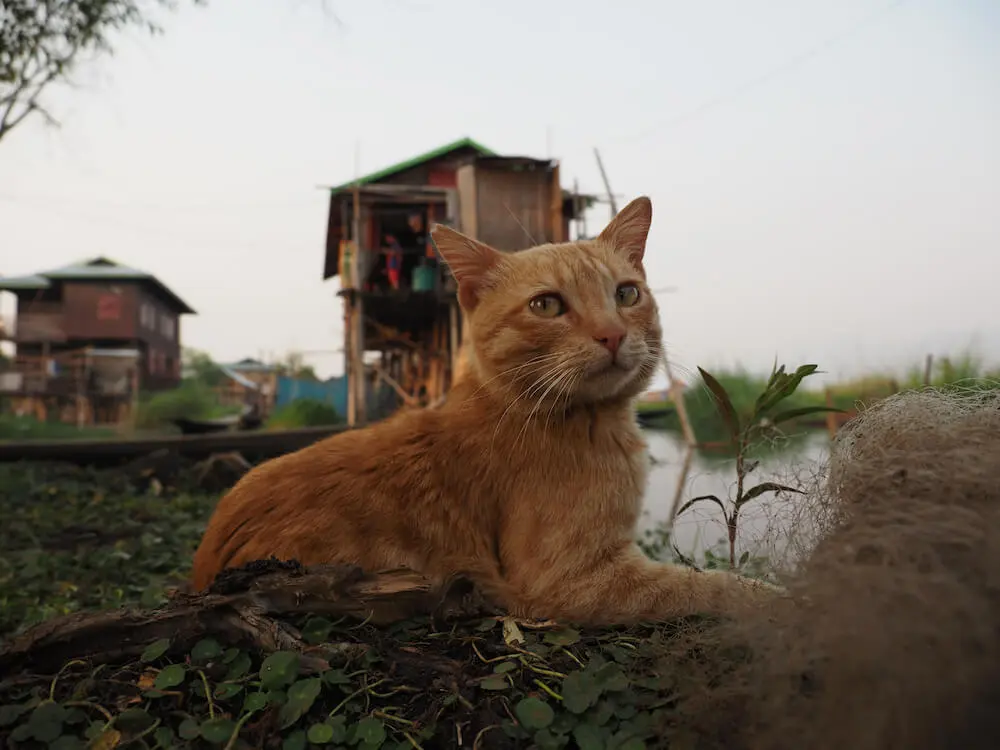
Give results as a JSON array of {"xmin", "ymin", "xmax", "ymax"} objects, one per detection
[{"xmin": 2, "ymin": 0, "xmax": 998, "ymax": 385}]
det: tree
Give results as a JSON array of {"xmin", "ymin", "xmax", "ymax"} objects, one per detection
[
  {"xmin": 277, "ymin": 350, "xmax": 319, "ymax": 381},
  {"xmin": 0, "ymin": 0, "xmax": 202, "ymax": 143},
  {"xmin": 181, "ymin": 346, "xmax": 225, "ymax": 387}
]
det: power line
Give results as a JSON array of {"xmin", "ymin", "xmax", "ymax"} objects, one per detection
[{"xmin": 611, "ymin": 0, "xmax": 908, "ymax": 147}]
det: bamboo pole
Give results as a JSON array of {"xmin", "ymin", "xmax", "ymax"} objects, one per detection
[{"xmin": 662, "ymin": 350, "xmax": 699, "ymax": 531}]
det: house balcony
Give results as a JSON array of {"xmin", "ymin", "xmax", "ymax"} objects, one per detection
[
  {"xmin": 0, "ymin": 311, "xmax": 67, "ymax": 342},
  {"xmin": 0, "ymin": 355, "xmax": 135, "ymax": 398}
]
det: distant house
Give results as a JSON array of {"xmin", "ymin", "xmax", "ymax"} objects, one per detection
[
  {"xmin": 215, "ymin": 358, "xmax": 281, "ymax": 414},
  {"xmin": 0, "ymin": 257, "xmax": 195, "ymax": 424}
]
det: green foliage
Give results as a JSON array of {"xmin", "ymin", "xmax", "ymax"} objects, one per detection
[
  {"xmin": 650, "ymin": 368, "xmax": 831, "ymax": 444},
  {"xmin": 267, "ymin": 399, "xmax": 342, "ymax": 429},
  {"xmin": 672, "ymin": 363, "xmax": 842, "ymax": 570},
  {"xmin": 0, "ymin": 464, "xmax": 217, "ymax": 641},
  {"xmin": 0, "ymin": 609, "xmax": 722, "ymax": 749},
  {"xmin": 902, "ymin": 351, "xmax": 1000, "ymax": 391},
  {"xmin": 0, "ymin": 0, "xmax": 204, "ymax": 142},
  {"xmin": 0, "ymin": 414, "xmax": 116, "ymax": 441},
  {"xmin": 134, "ymin": 380, "xmax": 236, "ymax": 429},
  {"xmin": 182, "ymin": 347, "xmax": 228, "ymax": 388}
]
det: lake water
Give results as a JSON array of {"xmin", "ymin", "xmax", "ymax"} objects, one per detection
[{"xmin": 638, "ymin": 428, "xmax": 831, "ymax": 563}]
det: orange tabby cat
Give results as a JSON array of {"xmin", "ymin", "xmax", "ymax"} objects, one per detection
[{"xmin": 190, "ymin": 197, "xmax": 770, "ymax": 623}]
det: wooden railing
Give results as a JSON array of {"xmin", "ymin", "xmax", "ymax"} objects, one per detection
[{"xmin": 3, "ymin": 312, "xmax": 67, "ymax": 342}]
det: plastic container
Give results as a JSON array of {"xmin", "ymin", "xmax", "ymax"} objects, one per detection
[{"xmin": 412, "ymin": 264, "xmax": 435, "ymax": 292}]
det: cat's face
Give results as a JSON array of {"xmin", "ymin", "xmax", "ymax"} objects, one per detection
[{"xmin": 432, "ymin": 197, "xmax": 662, "ymax": 407}]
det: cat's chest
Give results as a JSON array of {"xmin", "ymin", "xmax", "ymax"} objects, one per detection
[{"xmin": 504, "ymin": 421, "xmax": 649, "ymax": 505}]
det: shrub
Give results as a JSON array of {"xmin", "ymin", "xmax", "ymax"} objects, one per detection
[
  {"xmin": 134, "ymin": 381, "xmax": 221, "ymax": 429},
  {"xmin": 267, "ymin": 399, "xmax": 341, "ymax": 429}
]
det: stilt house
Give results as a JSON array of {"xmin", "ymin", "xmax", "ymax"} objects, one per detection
[{"xmin": 321, "ymin": 137, "xmax": 594, "ymax": 425}]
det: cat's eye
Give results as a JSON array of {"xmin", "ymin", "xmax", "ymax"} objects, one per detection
[
  {"xmin": 528, "ymin": 293, "xmax": 566, "ymax": 318},
  {"xmin": 616, "ymin": 284, "xmax": 641, "ymax": 307}
]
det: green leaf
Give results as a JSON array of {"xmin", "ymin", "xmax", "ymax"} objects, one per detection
[
  {"xmin": 10, "ymin": 724, "xmax": 32, "ymax": 743},
  {"xmin": 153, "ymin": 726, "xmax": 175, "ymax": 748},
  {"xmin": 140, "ymin": 638, "xmax": 171, "ymax": 663},
  {"xmin": 280, "ymin": 678, "xmax": 323, "ymax": 729},
  {"xmin": 50, "ymin": 736, "xmax": 84, "ymax": 750},
  {"xmin": 543, "ymin": 628, "xmax": 581, "ymax": 646},
  {"xmin": 474, "ymin": 618, "xmax": 498, "ymax": 632},
  {"xmin": 737, "ymin": 482, "xmax": 804, "ymax": 507},
  {"xmin": 214, "ymin": 682, "xmax": 243, "ymax": 700},
  {"xmin": 533, "ymin": 728, "xmax": 563, "ymax": 750},
  {"xmin": 755, "ymin": 364, "xmax": 820, "ymax": 416},
  {"xmin": 515, "ymin": 697, "xmax": 554, "ymax": 730},
  {"xmin": 116, "ymin": 707, "xmax": 156, "ymax": 733},
  {"xmin": 326, "ymin": 716, "xmax": 348, "ymax": 743},
  {"xmin": 191, "ymin": 638, "xmax": 223, "ymax": 663},
  {"xmin": 226, "ymin": 651, "xmax": 253, "ymax": 681},
  {"xmin": 768, "ymin": 405, "xmax": 844, "ymax": 425},
  {"xmin": 223, "ymin": 647, "xmax": 241, "ymax": 664},
  {"xmin": 154, "ymin": 663, "xmax": 186, "ymax": 689},
  {"xmin": 63, "ymin": 708, "xmax": 87, "ymax": 726},
  {"xmin": 178, "ymin": 718, "xmax": 201, "ymax": 740},
  {"xmin": 574, "ymin": 723, "xmax": 607, "ymax": 750},
  {"xmin": 200, "ymin": 717, "xmax": 237, "ymax": 745},
  {"xmin": 593, "ymin": 662, "xmax": 628, "ymax": 692},
  {"xmin": 562, "ymin": 672, "xmax": 598, "ymax": 714},
  {"xmin": 493, "ymin": 661, "xmax": 518, "ymax": 674},
  {"xmin": 243, "ymin": 692, "xmax": 269, "ymax": 714},
  {"xmin": 307, "ymin": 722, "xmax": 335, "ymax": 744},
  {"xmin": 28, "ymin": 701, "xmax": 66, "ymax": 743},
  {"xmin": 698, "ymin": 366, "xmax": 741, "ymax": 441},
  {"xmin": 479, "ymin": 675, "xmax": 510, "ymax": 691},
  {"xmin": 302, "ymin": 617, "xmax": 334, "ymax": 645},
  {"xmin": 321, "ymin": 669, "xmax": 351, "ymax": 686},
  {"xmin": 618, "ymin": 738, "xmax": 646, "ymax": 750},
  {"xmin": 283, "ymin": 730, "xmax": 308, "ymax": 750},
  {"xmin": 0, "ymin": 703, "xmax": 29, "ymax": 727},
  {"xmin": 354, "ymin": 717, "xmax": 386, "ymax": 746},
  {"xmin": 674, "ymin": 493, "xmax": 727, "ymax": 521},
  {"xmin": 260, "ymin": 651, "xmax": 300, "ymax": 689}
]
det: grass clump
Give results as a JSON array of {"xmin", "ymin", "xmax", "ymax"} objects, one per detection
[{"xmin": 0, "ymin": 415, "xmax": 116, "ymax": 442}]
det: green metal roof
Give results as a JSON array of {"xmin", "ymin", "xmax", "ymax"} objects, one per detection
[
  {"xmin": 0, "ymin": 257, "xmax": 195, "ymax": 314},
  {"xmin": 0, "ymin": 274, "xmax": 51, "ymax": 291},
  {"xmin": 328, "ymin": 137, "xmax": 495, "ymax": 193}
]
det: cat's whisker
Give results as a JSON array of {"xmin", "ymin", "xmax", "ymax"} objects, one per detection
[
  {"xmin": 463, "ymin": 353, "xmax": 566, "ymax": 405},
  {"xmin": 506, "ymin": 363, "xmax": 566, "ymax": 441},
  {"xmin": 488, "ymin": 359, "xmax": 568, "ymax": 457},
  {"xmin": 513, "ymin": 363, "xmax": 575, "ymax": 451},
  {"xmin": 543, "ymin": 368, "xmax": 582, "ymax": 433},
  {"xmin": 462, "ymin": 358, "xmax": 565, "ymax": 419}
]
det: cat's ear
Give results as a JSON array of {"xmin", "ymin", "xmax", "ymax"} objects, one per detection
[
  {"xmin": 430, "ymin": 224, "xmax": 503, "ymax": 311},
  {"xmin": 598, "ymin": 196, "xmax": 653, "ymax": 270}
]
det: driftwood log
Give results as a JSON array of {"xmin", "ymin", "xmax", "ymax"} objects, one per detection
[{"xmin": 0, "ymin": 560, "xmax": 496, "ymax": 676}]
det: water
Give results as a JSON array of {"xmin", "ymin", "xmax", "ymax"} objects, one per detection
[{"xmin": 638, "ymin": 428, "xmax": 831, "ymax": 562}]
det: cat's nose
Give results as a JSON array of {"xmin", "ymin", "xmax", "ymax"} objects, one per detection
[{"xmin": 593, "ymin": 328, "xmax": 626, "ymax": 355}]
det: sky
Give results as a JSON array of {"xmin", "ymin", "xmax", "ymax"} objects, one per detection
[{"xmin": 2, "ymin": 0, "xmax": 998, "ymax": 387}]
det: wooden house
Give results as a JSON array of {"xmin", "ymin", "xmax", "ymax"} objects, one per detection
[
  {"xmin": 214, "ymin": 358, "xmax": 281, "ymax": 415},
  {"xmin": 0, "ymin": 257, "xmax": 195, "ymax": 425},
  {"xmin": 321, "ymin": 137, "xmax": 595, "ymax": 425}
]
